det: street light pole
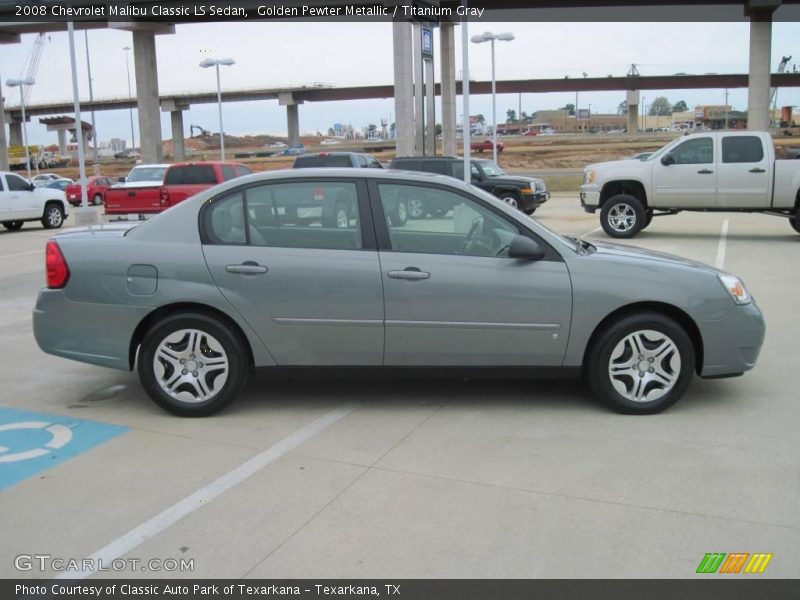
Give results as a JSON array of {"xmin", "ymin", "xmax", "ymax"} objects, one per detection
[
  {"xmin": 471, "ymin": 31, "xmax": 514, "ymax": 164},
  {"xmin": 67, "ymin": 21, "xmax": 89, "ymax": 212},
  {"xmin": 6, "ymin": 77, "xmax": 35, "ymax": 179},
  {"xmin": 84, "ymin": 31, "xmax": 98, "ymax": 165},
  {"xmin": 200, "ymin": 57, "xmax": 235, "ymax": 161},
  {"xmin": 123, "ymin": 46, "xmax": 135, "ymax": 150}
]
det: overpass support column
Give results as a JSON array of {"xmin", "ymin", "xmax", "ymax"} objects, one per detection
[
  {"xmin": 440, "ymin": 22, "xmax": 457, "ymax": 157},
  {"xmin": 170, "ymin": 110, "xmax": 185, "ymax": 160},
  {"xmin": 0, "ymin": 86, "xmax": 8, "ymax": 170},
  {"xmin": 57, "ymin": 130, "xmax": 67, "ymax": 155},
  {"xmin": 626, "ymin": 90, "xmax": 641, "ymax": 133},
  {"xmin": 132, "ymin": 30, "xmax": 163, "ymax": 162},
  {"xmin": 747, "ymin": 10, "xmax": 774, "ymax": 132},
  {"xmin": 393, "ymin": 21, "xmax": 415, "ymax": 156},
  {"xmin": 8, "ymin": 120, "xmax": 23, "ymax": 146},
  {"xmin": 280, "ymin": 93, "xmax": 302, "ymax": 147}
]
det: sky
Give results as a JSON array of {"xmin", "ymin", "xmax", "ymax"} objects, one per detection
[{"xmin": 1, "ymin": 20, "xmax": 799, "ymax": 146}]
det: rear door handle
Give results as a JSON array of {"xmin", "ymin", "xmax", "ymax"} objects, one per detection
[
  {"xmin": 749, "ymin": 168, "xmax": 766, "ymax": 173},
  {"xmin": 388, "ymin": 268, "xmax": 430, "ymax": 281},
  {"xmin": 697, "ymin": 169, "xmax": 714, "ymax": 174},
  {"xmin": 226, "ymin": 262, "xmax": 268, "ymax": 275}
]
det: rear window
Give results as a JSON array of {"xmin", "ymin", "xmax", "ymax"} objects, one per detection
[
  {"xmin": 164, "ymin": 165, "xmax": 217, "ymax": 185},
  {"xmin": 128, "ymin": 167, "xmax": 167, "ymax": 182},
  {"xmin": 221, "ymin": 165, "xmax": 237, "ymax": 181},
  {"xmin": 236, "ymin": 165, "xmax": 253, "ymax": 176},
  {"xmin": 294, "ymin": 155, "xmax": 353, "ymax": 168},
  {"xmin": 722, "ymin": 136, "xmax": 764, "ymax": 163}
]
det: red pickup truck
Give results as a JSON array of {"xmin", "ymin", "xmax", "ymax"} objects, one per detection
[
  {"xmin": 104, "ymin": 161, "xmax": 252, "ymax": 215},
  {"xmin": 470, "ymin": 139, "xmax": 505, "ymax": 153}
]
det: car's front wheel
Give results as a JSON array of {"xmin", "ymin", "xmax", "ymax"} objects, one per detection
[
  {"xmin": 138, "ymin": 312, "xmax": 249, "ymax": 416},
  {"xmin": 389, "ymin": 200, "xmax": 408, "ymax": 226},
  {"xmin": 498, "ymin": 193, "xmax": 519, "ymax": 210},
  {"xmin": 600, "ymin": 194, "xmax": 646, "ymax": 238},
  {"xmin": 41, "ymin": 203, "xmax": 65, "ymax": 229},
  {"xmin": 2, "ymin": 221, "xmax": 24, "ymax": 231},
  {"xmin": 586, "ymin": 312, "xmax": 695, "ymax": 414}
]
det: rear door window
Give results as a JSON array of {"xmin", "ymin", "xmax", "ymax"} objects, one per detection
[
  {"xmin": 236, "ymin": 165, "xmax": 253, "ymax": 176},
  {"xmin": 164, "ymin": 165, "xmax": 217, "ymax": 185},
  {"xmin": 6, "ymin": 174, "xmax": 30, "ymax": 191},
  {"xmin": 221, "ymin": 165, "xmax": 237, "ymax": 181},
  {"xmin": 722, "ymin": 136, "xmax": 764, "ymax": 163}
]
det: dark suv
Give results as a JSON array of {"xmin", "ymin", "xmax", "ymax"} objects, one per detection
[
  {"xmin": 390, "ymin": 156, "xmax": 549, "ymax": 217},
  {"xmin": 293, "ymin": 152, "xmax": 408, "ymax": 226}
]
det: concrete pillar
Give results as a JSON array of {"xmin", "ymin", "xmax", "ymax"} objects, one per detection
[
  {"xmin": 440, "ymin": 22, "xmax": 457, "ymax": 157},
  {"xmin": 393, "ymin": 21, "xmax": 415, "ymax": 157},
  {"xmin": 0, "ymin": 89, "xmax": 8, "ymax": 170},
  {"xmin": 132, "ymin": 30, "xmax": 163, "ymax": 162},
  {"xmin": 425, "ymin": 58, "xmax": 435, "ymax": 155},
  {"xmin": 747, "ymin": 13, "xmax": 773, "ymax": 131},
  {"xmin": 170, "ymin": 109, "xmax": 185, "ymax": 160},
  {"xmin": 413, "ymin": 24, "xmax": 425, "ymax": 154},
  {"xmin": 626, "ymin": 90, "xmax": 641, "ymax": 133},
  {"xmin": 9, "ymin": 121, "xmax": 22, "ymax": 146},
  {"xmin": 286, "ymin": 104, "xmax": 300, "ymax": 147},
  {"xmin": 57, "ymin": 129, "xmax": 67, "ymax": 155}
]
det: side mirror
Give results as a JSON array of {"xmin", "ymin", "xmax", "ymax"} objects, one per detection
[
  {"xmin": 661, "ymin": 153, "xmax": 675, "ymax": 166},
  {"xmin": 28, "ymin": 183, "xmax": 36, "ymax": 191},
  {"xmin": 508, "ymin": 235, "xmax": 545, "ymax": 261}
]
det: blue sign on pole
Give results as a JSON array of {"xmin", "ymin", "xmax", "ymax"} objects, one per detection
[{"xmin": 0, "ymin": 407, "xmax": 128, "ymax": 491}]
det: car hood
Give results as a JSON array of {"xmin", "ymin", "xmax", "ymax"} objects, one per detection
[{"xmin": 589, "ymin": 240, "xmax": 718, "ymax": 272}]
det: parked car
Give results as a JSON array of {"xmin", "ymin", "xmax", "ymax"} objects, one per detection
[
  {"xmin": 471, "ymin": 139, "xmax": 505, "ymax": 153},
  {"xmin": 1, "ymin": 170, "xmax": 69, "ymax": 231},
  {"xmin": 524, "ymin": 130, "xmax": 538, "ymax": 136},
  {"xmin": 31, "ymin": 173, "xmax": 63, "ymax": 187},
  {"xmin": 581, "ymin": 131, "xmax": 800, "ymax": 237},
  {"xmin": 33, "ymin": 168, "xmax": 765, "ymax": 417},
  {"xmin": 293, "ymin": 152, "xmax": 406, "ymax": 225},
  {"xmin": 44, "ymin": 179, "xmax": 73, "ymax": 192},
  {"xmin": 104, "ymin": 162, "xmax": 251, "ymax": 215},
  {"xmin": 65, "ymin": 176, "xmax": 116, "ymax": 206},
  {"xmin": 390, "ymin": 156, "xmax": 549, "ymax": 215}
]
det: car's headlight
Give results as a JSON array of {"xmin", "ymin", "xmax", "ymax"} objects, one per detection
[
  {"xmin": 584, "ymin": 169, "xmax": 596, "ymax": 184},
  {"xmin": 718, "ymin": 274, "xmax": 751, "ymax": 305}
]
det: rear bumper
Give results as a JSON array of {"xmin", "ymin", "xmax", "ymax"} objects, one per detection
[
  {"xmin": 698, "ymin": 301, "xmax": 766, "ymax": 378},
  {"xmin": 33, "ymin": 289, "xmax": 153, "ymax": 372}
]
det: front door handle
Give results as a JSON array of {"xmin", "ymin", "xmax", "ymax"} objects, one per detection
[
  {"xmin": 749, "ymin": 168, "xmax": 766, "ymax": 173},
  {"xmin": 388, "ymin": 267, "xmax": 430, "ymax": 281},
  {"xmin": 226, "ymin": 261, "xmax": 268, "ymax": 275},
  {"xmin": 697, "ymin": 169, "xmax": 714, "ymax": 174}
]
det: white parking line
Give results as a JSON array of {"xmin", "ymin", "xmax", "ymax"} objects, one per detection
[
  {"xmin": 580, "ymin": 226, "xmax": 603, "ymax": 238},
  {"xmin": 0, "ymin": 250, "xmax": 43, "ymax": 259},
  {"xmin": 57, "ymin": 404, "xmax": 356, "ymax": 579},
  {"xmin": 715, "ymin": 219, "xmax": 730, "ymax": 269}
]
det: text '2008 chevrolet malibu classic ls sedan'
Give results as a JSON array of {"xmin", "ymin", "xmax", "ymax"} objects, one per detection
[{"xmin": 33, "ymin": 169, "xmax": 765, "ymax": 416}]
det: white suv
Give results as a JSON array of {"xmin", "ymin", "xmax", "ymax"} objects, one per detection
[{"xmin": 1, "ymin": 171, "xmax": 70, "ymax": 231}]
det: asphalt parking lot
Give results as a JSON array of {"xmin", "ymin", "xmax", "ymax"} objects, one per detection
[{"xmin": 1, "ymin": 194, "xmax": 798, "ymax": 579}]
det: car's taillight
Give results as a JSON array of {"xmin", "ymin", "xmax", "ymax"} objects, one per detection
[
  {"xmin": 160, "ymin": 187, "xmax": 170, "ymax": 207},
  {"xmin": 45, "ymin": 241, "xmax": 70, "ymax": 289}
]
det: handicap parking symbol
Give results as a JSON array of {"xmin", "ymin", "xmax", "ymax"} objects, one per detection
[{"xmin": 0, "ymin": 407, "xmax": 128, "ymax": 491}]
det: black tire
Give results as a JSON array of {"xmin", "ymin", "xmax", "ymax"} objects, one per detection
[
  {"xmin": 600, "ymin": 194, "xmax": 646, "ymax": 238},
  {"xmin": 790, "ymin": 210, "xmax": 800, "ymax": 234},
  {"xmin": 2, "ymin": 221, "xmax": 24, "ymax": 231},
  {"xmin": 430, "ymin": 207, "xmax": 449, "ymax": 218},
  {"xmin": 137, "ymin": 312, "xmax": 249, "ymax": 417},
  {"xmin": 93, "ymin": 194, "xmax": 103, "ymax": 206},
  {"xmin": 498, "ymin": 192, "xmax": 520, "ymax": 211},
  {"xmin": 41, "ymin": 203, "xmax": 65, "ymax": 229},
  {"xmin": 586, "ymin": 311, "xmax": 695, "ymax": 415},
  {"xmin": 389, "ymin": 199, "xmax": 408, "ymax": 226},
  {"xmin": 643, "ymin": 210, "xmax": 654, "ymax": 229}
]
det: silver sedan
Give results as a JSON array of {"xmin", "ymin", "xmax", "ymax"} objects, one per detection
[{"xmin": 33, "ymin": 169, "xmax": 765, "ymax": 416}]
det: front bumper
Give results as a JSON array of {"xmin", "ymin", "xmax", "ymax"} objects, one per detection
[
  {"xmin": 520, "ymin": 191, "xmax": 550, "ymax": 212},
  {"xmin": 698, "ymin": 301, "xmax": 766, "ymax": 378},
  {"xmin": 580, "ymin": 185, "xmax": 600, "ymax": 213},
  {"xmin": 33, "ymin": 288, "xmax": 152, "ymax": 372}
]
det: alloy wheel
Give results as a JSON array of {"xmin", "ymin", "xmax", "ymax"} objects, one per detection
[{"xmin": 607, "ymin": 203, "xmax": 636, "ymax": 233}]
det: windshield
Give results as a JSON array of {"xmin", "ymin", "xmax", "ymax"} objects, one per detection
[
  {"xmin": 128, "ymin": 167, "xmax": 167, "ymax": 182},
  {"xmin": 475, "ymin": 160, "xmax": 504, "ymax": 177},
  {"xmin": 642, "ymin": 137, "xmax": 684, "ymax": 161}
]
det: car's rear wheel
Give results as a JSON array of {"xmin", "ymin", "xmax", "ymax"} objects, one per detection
[
  {"xmin": 790, "ymin": 209, "xmax": 800, "ymax": 234},
  {"xmin": 138, "ymin": 313, "xmax": 248, "ymax": 417},
  {"xmin": 587, "ymin": 312, "xmax": 695, "ymax": 414},
  {"xmin": 2, "ymin": 221, "xmax": 24, "ymax": 231},
  {"xmin": 41, "ymin": 203, "xmax": 64, "ymax": 229},
  {"xmin": 600, "ymin": 194, "xmax": 646, "ymax": 238},
  {"xmin": 389, "ymin": 199, "xmax": 408, "ymax": 226},
  {"xmin": 93, "ymin": 194, "xmax": 103, "ymax": 206},
  {"xmin": 407, "ymin": 198, "xmax": 427, "ymax": 219}
]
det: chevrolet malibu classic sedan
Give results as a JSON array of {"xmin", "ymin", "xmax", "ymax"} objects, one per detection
[{"xmin": 33, "ymin": 169, "xmax": 765, "ymax": 416}]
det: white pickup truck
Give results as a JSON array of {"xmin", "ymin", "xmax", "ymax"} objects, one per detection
[
  {"xmin": 580, "ymin": 131, "xmax": 800, "ymax": 238},
  {"xmin": 1, "ymin": 171, "xmax": 70, "ymax": 231}
]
